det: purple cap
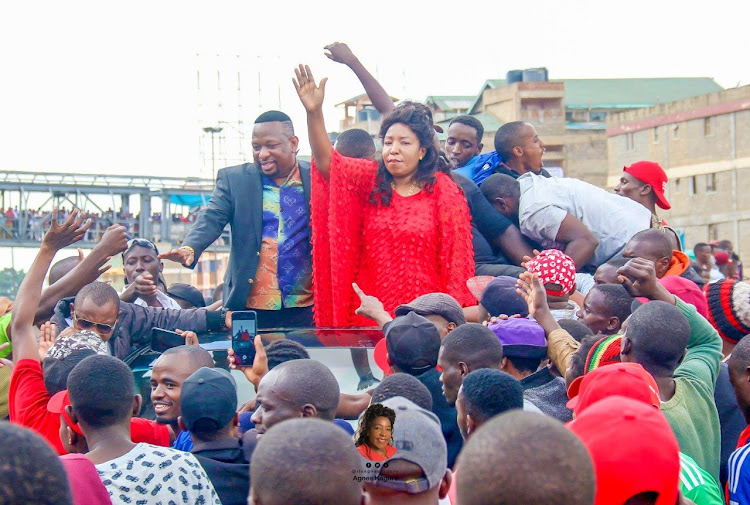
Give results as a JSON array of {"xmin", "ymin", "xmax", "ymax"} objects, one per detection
[{"xmin": 488, "ymin": 318, "xmax": 547, "ymax": 360}]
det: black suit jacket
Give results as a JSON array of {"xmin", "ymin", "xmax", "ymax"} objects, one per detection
[{"xmin": 182, "ymin": 160, "xmax": 312, "ymax": 310}]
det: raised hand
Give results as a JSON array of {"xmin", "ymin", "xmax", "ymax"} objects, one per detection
[
  {"xmin": 175, "ymin": 329, "xmax": 199, "ymax": 346},
  {"xmin": 132, "ymin": 273, "xmax": 159, "ymax": 300},
  {"xmin": 0, "ymin": 342, "xmax": 12, "ymax": 369},
  {"xmin": 515, "ymin": 271, "xmax": 550, "ymax": 319},
  {"xmin": 293, "ymin": 64, "xmax": 327, "ymax": 113},
  {"xmin": 228, "ymin": 334, "xmax": 268, "ymax": 392},
  {"xmin": 158, "ymin": 247, "xmax": 194, "ymax": 267},
  {"xmin": 617, "ymin": 257, "xmax": 674, "ymax": 303},
  {"xmin": 38, "ymin": 321, "xmax": 57, "ymax": 360},
  {"xmin": 98, "ymin": 224, "xmax": 128, "ymax": 257},
  {"xmin": 324, "ymin": 42, "xmax": 357, "ymax": 66},
  {"xmin": 42, "ymin": 209, "xmax": 91, "ymax": 251},
  {"xmin": 353, "ymin": 283, "xmax": 384, "ymax": 318}
]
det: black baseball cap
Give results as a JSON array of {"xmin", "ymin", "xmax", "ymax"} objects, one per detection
[
  {"xmin": 384, "ymin": 312, "xmax": 441, "ymax": 376},
  {"xmin": 180, "ymin": 367, "xmax": 237, "ymax": 433}
]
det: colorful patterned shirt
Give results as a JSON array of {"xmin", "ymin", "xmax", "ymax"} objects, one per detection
[{"xmin": 246, "ymin": 164, "xmax": 313, "ymax": 310}]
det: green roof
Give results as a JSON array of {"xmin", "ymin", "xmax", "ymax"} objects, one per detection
[
  {"xmin": 469, "ymin": 77, "xmax": 723, "ymax": 113},
  {"xmin": 561, "ymin": 78, "xmax": 723, "ymax": 109},
  {"xmin": 425, "ymin": 95, "xmax": 475, "ymax": 111}
]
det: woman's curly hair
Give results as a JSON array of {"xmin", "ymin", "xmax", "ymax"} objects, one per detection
[
  {"xmin": 370, "ymin": 101, "xmax": 452, "ymax": 206},
  {"xmin": 354, "ymin": 403, "xmax": 396, "ymax": 448}
]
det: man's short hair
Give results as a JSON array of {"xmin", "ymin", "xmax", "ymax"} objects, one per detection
[
  {"xmin": 593, "ymin": 284, "xmax": 634, "ymax": 327},
  {"xmin": 274, "ymin": 359, "xmax": 340, "ymax": 420},
  {"xmin": 694, "ymin": 242, "xmax": 710, "ymax": 252},
  {"xmin": 603, "ymin": 256, "xmax": 631, "ymax": 270},
  {"xmin": 481, "ymin": 173, "xmax": 520, "ymax": 202},
  {"xmin": 627, "ymin": 301, "xmax": 690, "ymax": 374},
  {"xmin": 0, "ymin": 422, "xmax": 73, "ymax": 504},
  {"xmin": 730, "ymin": 334, "xmax": 750, "ymax": 371},
  {"xmin": 161, "ymin": 344, "xmax": 215, "ymax": 370},
  {"xmin": 460, "ymin": 369, "xmax": 523, "ymax": 423},
  {"xmin": 449, "ymin": 115, "xmax": 484, "ymax": 144},
  {"xmin": 457, "ymin": 411, "xmax": 595, "ymax": 505},
  {"xmin": 628, "ymin": 229, "xmax": 673, "ymax": 260},
  {"xmin": 265, "ymin": 339, "xmax": 310, "ymax": 370},
  {"xmin": 494, "ymin": 121, "xmax": 528, "ymax": 162},
  {"xmin": 48, "ymin": 256, "xmax": 79, "ymax": 285},
  {"xmin": 335, "ymin": 128, "xmax": 376, "ymax": 160},
  {"xmin": 254, "ymin": 110, "xmax": 294, "ymax": 136},
  {"xmin": 371, "ymin": 372, "xmax": 433, "ymax": 410},
  {"xmin": 441, "ymin": 323, "xmax": 504, "ymax": 369},
  {"xmin": 568, "ymin": 333, "xmax": 605, "ymax": 384},
  {"xmin": 557, "ymin": 319, "xmax": 594, "ymax": 342},
  {"xmin": 74, "ymin": 281, "xmax": 120, "ymax": 309},
  {"xmin": 250, "ymin": 418, "xmax": 363, "ymax": 505},
  {"xmin": 67, "ymin": 354, "xmax": 135, "ymax": 428}
]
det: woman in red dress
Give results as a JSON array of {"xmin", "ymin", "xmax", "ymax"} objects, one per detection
[{"xmin": 293, "ymin": 65, "xmax": 475, "ymax": 327}]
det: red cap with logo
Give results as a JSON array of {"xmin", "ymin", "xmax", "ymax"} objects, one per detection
[{"xmin": 624, "ymin": 161, "xmax": 671, "ymax": 210}]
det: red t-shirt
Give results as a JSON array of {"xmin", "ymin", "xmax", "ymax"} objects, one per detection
[
  {"xmin": 357, "ymin": 443, "xmax": 398, "ymax": 462},
  {"xmin": 9, "ymin": 359, "xmax": 170, "ymax": 454}
]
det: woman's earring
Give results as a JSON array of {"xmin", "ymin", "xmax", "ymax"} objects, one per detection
[{"xmin": 419, "ymin": 155, "xmax": 424, "ymax": 160}]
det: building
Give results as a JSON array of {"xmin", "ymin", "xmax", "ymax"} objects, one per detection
[
  {"xmin": 425, "ymin": 95, "xmax": 475, "ymax": 122},
  {"xmin": 337, "ymin": 93, "xmax": 398, "ymax": 136},
  {"xmin": 465, "ymin": 76, "xmax": 723, "ymax": 186},
  {"xmin": 606, "ymin": 84, "xmax": 750, "ymax": 258}
]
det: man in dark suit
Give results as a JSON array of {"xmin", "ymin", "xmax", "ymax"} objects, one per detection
[{"xmin": 160, "ymin": 111, "xmax": 314, "ymax": 328}]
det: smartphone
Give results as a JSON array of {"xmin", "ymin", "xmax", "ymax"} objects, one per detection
[
  {"xmin": 151, "ymin": 328, "xmax": 186, "ymax": 353},
  {"xmin": 231, "ymin": 310, "xmax": 258, "ymax": 367}
]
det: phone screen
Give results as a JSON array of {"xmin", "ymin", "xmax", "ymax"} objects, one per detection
[
  {"xmin": 151, "ymin": 328, "xmax": 185, "ymax": 353},
  {"xmin": 232, "ymin": 311, "xmax": 258, "ymax": 367}
]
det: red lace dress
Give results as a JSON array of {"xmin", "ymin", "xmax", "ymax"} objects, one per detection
[{"xmin": 311, "ymin": 150, "xmax": 475, "ymax": 327}]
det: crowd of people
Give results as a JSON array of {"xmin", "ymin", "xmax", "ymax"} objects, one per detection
[
  {"xmin": 2, "ymin": 207, "xmax": 200, "ymax": 242},
  {"xmin": 0, "ymin": 41, "xmax": 748, "ymax": 505}
]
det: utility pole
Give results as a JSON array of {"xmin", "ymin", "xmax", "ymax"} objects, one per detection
[{"xmin": 203, "ymin": 126, "xmax": 223, "ymax": 180}]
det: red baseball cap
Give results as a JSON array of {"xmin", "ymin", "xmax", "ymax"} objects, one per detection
[
  {"xmin": 567, "ymin": 396, "xmax": 680, "ymax": 505},
  {"xmin": 373, "ymin": 338, "xmax": 392, "ymax": 376},
  {"xmin": 624, "ymin": 161, "xmax": 671, "ymax": 210},
  {"xmin": 47, "ymin": 389, "xmax": 83, "ymax": 436},
  {"xmin": 566, "ymin": 362, "xmax": 661, "ymax": 415}
]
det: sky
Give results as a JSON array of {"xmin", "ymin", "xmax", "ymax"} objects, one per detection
[{"xmin": 0, "ymin": 0, "xmax": 747, "ymax": 269}]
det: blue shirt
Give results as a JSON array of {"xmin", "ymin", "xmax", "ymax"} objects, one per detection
[
  {"xmin": 173, "ymin": 430, "xmax": 194, "ymax": 452},
  {"xmin": 729, "ymin": 443, "xmax": 750, "ymax": 504}
]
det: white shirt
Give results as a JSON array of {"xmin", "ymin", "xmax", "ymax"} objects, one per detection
[
  {"xmin": 96, "ymin": 443, "xmax": 221, "ymax": 504},
  {"xmin": 132, "ymin": 290, "xmax": 182, "ymax": 310},
  {"xmin": 518, "ymin": 173, "xmax": 651, "ymax": 268}
]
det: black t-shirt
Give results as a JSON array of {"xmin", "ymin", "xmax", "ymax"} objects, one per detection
[{"xmin": 452, "ymin": 173, "xmax": 512, "ymax": 265}]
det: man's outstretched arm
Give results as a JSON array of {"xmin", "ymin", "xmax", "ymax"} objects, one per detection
[
  {"xmin": 325, "ymin": 42, "xmax": 395, "ymax": 115},
  {"xmin": 12, "ymin": 210, "xmax": 90, "ymax": 362}
]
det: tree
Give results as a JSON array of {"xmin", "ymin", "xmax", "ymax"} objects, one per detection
[{"xmin": 0, "ymin": 268, "xmax": 25, "ymax": 299}]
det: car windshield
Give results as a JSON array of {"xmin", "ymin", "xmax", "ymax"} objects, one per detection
[{"xmin": 131, "ymin": 327, "xmax": 385, "ymax": 423}]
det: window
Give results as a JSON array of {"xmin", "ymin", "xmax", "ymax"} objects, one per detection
[
  {"xmin": 653, "ymin": 127, "xmax": 659, "ymax": 143},
  {"xmin": 704, "ymin": 117, "xmax": 713, "ymax": 136},
  {"xmin": 706, "ymin": 173, "xmax": 717, "ymax": 192},
  {"xmin": 675, "ymin": 178, "xmax": 681, "ymax": 193},
  {"xmin": 626, "ymin": 132, "xmax": 635, "ymax": 150},
  {"xmin": 589, "ymin": 111, "xmax": 606, "ymax": 121},
  {"xmin": 673, "ymin": 124, "xmax": 679, "ymax": 139},
  {"xmin": 689, "ymin": 176, "xmax": 697, "ymax": 195}
]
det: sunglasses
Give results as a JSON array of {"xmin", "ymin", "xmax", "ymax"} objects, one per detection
[
  {"xmin": 124, "ymin": 238, "xmax": 159, "ymax": 257},
  {"xmin": 73, "ymin": 315, "xmax": 116, "ymax": 334}
]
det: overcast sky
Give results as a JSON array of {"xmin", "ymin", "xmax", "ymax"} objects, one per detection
[{"xmin": 1, "ymin": 0, "xmax": 747, "ymax": 182}]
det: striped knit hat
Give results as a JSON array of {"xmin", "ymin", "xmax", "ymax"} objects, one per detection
[
  {"xmin": 704, "ymin": 280, "xmax": 750, "ymax": 344},
  {"xmin": 584, "ymin": 334, "xmax": 624, "ymax": 375},
  {"xmin": 567, "ymin": 334, "xmax": 624, "ymax": 399}
]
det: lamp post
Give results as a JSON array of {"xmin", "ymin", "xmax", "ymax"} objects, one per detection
[{"xmin": 202, "ymin": 126, "xmax": 223, "ymax": 180}]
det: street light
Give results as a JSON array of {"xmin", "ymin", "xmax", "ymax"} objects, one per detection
[{"xmin": 202, "ymin": 126, "xmax": 223, "ymax": 180}]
